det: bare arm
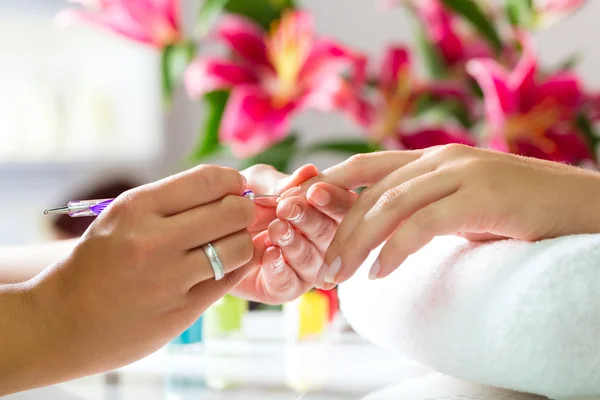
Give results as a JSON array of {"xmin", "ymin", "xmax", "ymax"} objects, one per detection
[{"xmin": 0, "ymin": 240, "xmax": 77, "ymax": 284}]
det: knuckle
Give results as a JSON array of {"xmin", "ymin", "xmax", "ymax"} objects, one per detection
[
  {"xmin": 347, "ymin": 153, "xmax": 373, "ymax": 173},
  {"xmin": 436, "ymin": 143, "xmax": 471, "ymax": 160},
  {"xmin": 193, "ymin": 164, "xmax": 220, "ymax": 189},
  {"xmin": 374, "ymin": 186, "xmax": 403, "ymax": 212},
  {"xmin": 296, "ymin": 244, "xmax": 315, "ymax": 267},
  {"xmin": 110, "ymin": 189, "xmax": 141, "ymax": 215},
  {"xmin": 314, "ymin": 219, "xmax": 334, "ymax": 241}
]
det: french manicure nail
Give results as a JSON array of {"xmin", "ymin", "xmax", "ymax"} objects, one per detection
[
  {"xmin": 285, "ymin": 204, "xmax": 304, "ymax": 222},
  {"xmin": 279, "ymin": 223, "xmax": 294, "ymax": 247},
  {"xmin": 307, "ymin": 186, "xmax": 331, "ymax": 207},
  {"xmin": 278, "ymin": 186, "xmax": 301, "ymax": 201},
  {"xmin": 324, "ymin": 256, "xmax": 342, "ymax": 283},
  {"xmin": 369, "ymin": 260, "xmax": 381, "ymax": 280},
  {"xmin": 273, "ymin": 252, "xmax": 285, "ymax": 272}
]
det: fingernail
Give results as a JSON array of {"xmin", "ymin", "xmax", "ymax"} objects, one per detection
[
  {"xmin": 273, "ymin": 251, "xmax": 285, "ymax": 272},
  {"xmin": 285, "ymin": 204, "xmax": 304, "ymax": 222},
  {"xmin": 278, "ymin": 186, "xmax": 301, "ymax": 201},
  {"xmin": 324, "ymin": 256, "xmax": 342, "ymax": 283},
  {"xmin": 307, "ymin": 186, "xmax": 331, "ymax": 207},
  {"xmin": 369, "ymin": 260, "xmax": 381, "ymax": 280},
  {"xmin": 279, "ymin": 223, "xmax": 294, "ymax": 247}
]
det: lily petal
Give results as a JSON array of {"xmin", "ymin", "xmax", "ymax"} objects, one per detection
[
  {"xmin": 536, "ymin": 72, "xmax": 583, "ymax": 116},
  {"xmin": 467, "ymin": 59, "xmax": 517, "ymax": 126},
  {"xmin": 379, "ymin": 46, "xmax": 411, "ymax": 94},
  {"xmin": 300, "ymin": 39, "xmax": 365, "ymax": 87},
  {"xmin": 184, "ymin": 58, "xmax": 259, "ymax": 100},
  {"xmin": 212, "ymin": 14, "xmax": 271, "ymax": 68},
  {"xmin": 56, "ymin": 8, "xmax": 155, "ymax": 45},
  {"xmin": 220, "ymin": 87, "xmax": 297, "ymax": 158},
  {"xmin": 509, "ymin": 32, "xmax": 537, "ymax": 111}
]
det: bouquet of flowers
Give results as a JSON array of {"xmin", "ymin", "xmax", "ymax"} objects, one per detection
[{"xmin": 58, "ymin": 0, "xmax": 599, "ymax": 172}]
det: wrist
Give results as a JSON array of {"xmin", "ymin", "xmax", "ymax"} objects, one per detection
[{"xmin": 0, "ymin": 276, "xmax": 69, "ymax": 395}]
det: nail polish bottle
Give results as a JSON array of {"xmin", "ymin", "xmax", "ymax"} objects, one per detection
[
  {"xmin": 315, "ymin": 288, "xmax": 339, "ymax": 323},
  {"xmin": 284, "ymin": 290, "xmax": 329, "ymax": 342},
  {"xmin": 202, "ymin": 295, "xmax": 248, "ymax": 339},
  {"xmin": 167, "ymin": 316, "xmax": 203, "ymax": 352}
]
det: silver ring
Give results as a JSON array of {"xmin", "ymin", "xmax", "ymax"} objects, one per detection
[{"xmin": 202, "ymin": 243, "xmax": 224, "ymax": 281}]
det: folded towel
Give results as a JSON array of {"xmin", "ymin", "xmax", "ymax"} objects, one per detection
[{"xmin": 338, "ymin": 234, "xmax": 600, "ymax": 399}]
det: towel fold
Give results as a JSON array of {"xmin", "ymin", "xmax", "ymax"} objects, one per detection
[{"xmin": 338, "ymin": 234, "xmax": 600, "ymax": 399}]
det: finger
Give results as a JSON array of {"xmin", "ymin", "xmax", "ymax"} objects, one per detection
[
  {"xmin": 268, "ymin": 219, "xmax": 322, "ymax": 284},
  {"xmin": 320, "ymin": 169, "xmax": 460, "ymax": 285},
  {"xmin": 327, "ymin": 154, "xmax": 437, "ymax": 257},
  {"xmin": 168, "ymin": 195, "xmax": 256, "ymax": 250},
  {"xmin": 243, "ymin": 164, "xmax": 319, "ymax": 195},
  {"xmin": 179, "ymin": 230, "xmax": 254, "ymax": 287},
  {"xmin": 250, "ymin": 206, "xmax": 277, "ymax": 234},
  {"xmin": 276, "ymin": 197, "xmax": 338, "ymax": 253},
  {"xmin": 185, "ymin": 232, "xmax": 269, "ymax": 309},
  {"xmin": 142, "ymin": 165, "xmax": 245, "ymax": 216},
  {"xmin": 306, "ymin": 182, "xmax": 358, "ymax": 224},
  {"xmin": 258, "ymin": 246, "xmax": 306, "ymax": 303},
  {"xmin": 372, "ymin": 192, "xmax": 467, "ymax": 280},
  {"xmin": 279, "ymin": 151, "xmax": 423, "ymax": 201}
]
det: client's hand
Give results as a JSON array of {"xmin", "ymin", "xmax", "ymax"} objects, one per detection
[
  {"xmin": 236, "ymin": 164, "xmax": 356, "ymax": 303},
  {"xmin": 313, "ymin": 145, "xmax": 600, "ymax": 286}
]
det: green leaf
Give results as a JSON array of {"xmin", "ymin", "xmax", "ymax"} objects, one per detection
[
  {"xmin": 189, "ymin": 90, "xmax": 230, "ymax": 161},
  {"xmin": 575, "ymin": 113, "xmax": 600, "ymax": 157},
  {"xmin": 224, "ymin": 0, "xmax": 295, "ymax": 30},
  {"xmin": 505, "ymin": 0, "xmax": 534, "ymax": 27},
  {"xmin": 240, "ymin": 135, "xmax": 298, "ymax": 172},
  {"xmin": 196, "ymin": 0, "xmax": 230, "ymax": 38},
  {"xmin": 161, "ymin": 41, "xmax": 196, "ymax": 106},
  {"xmin": 441, "ymin": 0, "xmax": 503, "ymax": 53},
  {"xmin": 307, "ymin": 140, "xmax": 381, "ymax": 155},
  {"xmin": 414, "ymin": 95, "xmax": 473, "ymax": 128}
]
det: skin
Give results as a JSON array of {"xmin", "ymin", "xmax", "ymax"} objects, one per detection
[
  {"xmin": 299, "ymin": 145, "xmax": 600, "ymax": 287},
  {"xmin": 0, "ymin": 163, "xmax": 353, "ymax": 395}
]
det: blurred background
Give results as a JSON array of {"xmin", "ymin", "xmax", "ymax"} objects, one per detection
[{"xmin": 2, "ymin": 0, "xmax": 600, "ymax": 245}]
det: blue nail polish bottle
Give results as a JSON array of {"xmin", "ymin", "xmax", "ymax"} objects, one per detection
[{"xmin": 167, "ymin": 316, "xmax": 203, "ymax": 352}]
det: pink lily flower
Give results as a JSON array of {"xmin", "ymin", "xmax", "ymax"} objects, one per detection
[
  {"xmin": 56, "ymin": 0, "xmax": 181, "ymax": 48},
  {"xmin": 339, "ymin": 46, "xmax": 474, "ymax": 150},
  {"xmin": 466, "ymin": 34, "xmax": 592, "ymax": 163},
  {"xmin": 415, "ymin": 0, "xmax": 493, "ymax": 71},
  {"xmin": 184, "ymin": 11, "xmax": 365, "ymax": 158},
  {"xmin": 533, "ymin": 0, "xmax": 587, "ymax": 27}
]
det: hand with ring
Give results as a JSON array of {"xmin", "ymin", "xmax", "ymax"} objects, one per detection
[{"xmin": 1, "ymin": 165, "xmax": 266, "ymax": 393}]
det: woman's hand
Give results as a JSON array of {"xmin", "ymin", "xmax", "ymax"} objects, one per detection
[
  {"xmin": 3, "ymin": 165, "xmax": 265, "ymax": 394},
  {"xmin": 315, "ymin": 145, "xmax": 600, "ymax": 286},
  {"xmin": 236, "ymin": 165, "xmax": 356, "ymax": 303}
]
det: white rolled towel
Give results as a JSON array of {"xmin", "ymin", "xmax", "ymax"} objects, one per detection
[{"xmin": 338, "ymin": 234, "xmax": 600, "ymax": 399}]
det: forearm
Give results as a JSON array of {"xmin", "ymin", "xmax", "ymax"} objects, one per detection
[
  {"xmin": 0, "ymin": 240, "xmax": 77, "ymax": 284},
  {"xmin": 0, "ymin": 282, "xmax": 63, "ymax": 395}
]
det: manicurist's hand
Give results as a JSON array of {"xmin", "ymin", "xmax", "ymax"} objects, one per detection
[
  {"xmin": 0, "ymin": 165, "xmax": 266, "ymax": 395},
  {"xmin": 311, "ymin": 145, "xmax": 600, "ymax": 286}
]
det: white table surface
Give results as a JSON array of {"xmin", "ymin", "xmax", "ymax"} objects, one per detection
[{"xmin": 6, "ymin": 312, "xmax": 547, "ymax": 400}]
